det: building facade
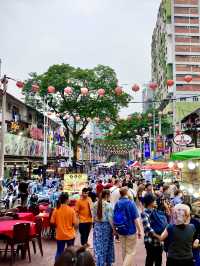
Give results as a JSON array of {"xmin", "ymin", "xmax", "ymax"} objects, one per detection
[
  {"xmin": 152, "ymin": 0, "xmax": 200, "ymax": 115},
  {"xmin": 0, "ymin": 93, "xmax": 71, "ymax": 165}
]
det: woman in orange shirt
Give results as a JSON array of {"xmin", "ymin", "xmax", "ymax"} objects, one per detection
[{"xmin": 51, "ymin": 192, "xmax": 77, "ymax": 260}]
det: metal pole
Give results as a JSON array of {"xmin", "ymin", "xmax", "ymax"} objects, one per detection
[
  {"xmin": 149, "ymin": 126, "xmax": 152, "ymax": 158},
  {"xmin": 171, "ymin": 0, "xmax": 177, "ymax": 150},
  {"xmin": 153, "ymin": 99, "xmax": 156, "ymax": 153},
  {"xmin": 159, "ymin": 115, "xmax": 162, "ymax": 136},
  {"xmin": 68, "ymin": 133, "xmax": 72, "ymax": 166},
  {"xmin": 43, "ymin": 97, "xmax": 47, "ymax": 165},
  {"xmin": 0, "ymin": 75, "xmax": 7, "ymax": 182}
]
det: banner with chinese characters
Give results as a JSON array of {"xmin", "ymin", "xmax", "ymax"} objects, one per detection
[{"xmin": 64, "ymin": 173, "xmax": 88, "ymax": 193}]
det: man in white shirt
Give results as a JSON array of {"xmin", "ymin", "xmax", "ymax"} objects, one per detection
[{"xmin": 110, "ymin": 179, "xmax": 121, "ymax": 208}]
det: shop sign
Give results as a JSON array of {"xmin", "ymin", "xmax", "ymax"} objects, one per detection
[
  {"xmin": 156, "ymin": 137, "xmax": 164, "ymax": 152},
  {"xmin": 144, "ymin": 142, "xmax": 150, "ymax": 158},
  {"xmin": 64, "ymin": 174, "xmax": 88, "ymax": 193},
  {"xmin": 173, "ymin": 134, "xmax": 192, "ymax": 146}
]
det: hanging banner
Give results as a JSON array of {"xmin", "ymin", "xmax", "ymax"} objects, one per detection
[
  {"xmin": 64, "ymin": 173, "xmax": 88, "ymax": 193},
  {"xmin": 144, "ymin": 142, "xmax": 150, "ymax": 159}
]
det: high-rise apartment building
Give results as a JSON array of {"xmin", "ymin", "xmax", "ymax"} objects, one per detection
[{"xmin": 152, "ymin": 0, "xmax": 200, "ymax": 117}]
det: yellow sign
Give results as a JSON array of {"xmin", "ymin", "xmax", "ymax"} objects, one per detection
[{"xmin": 64, "ymin": 173, "xmax": 88, "ymax": 193}]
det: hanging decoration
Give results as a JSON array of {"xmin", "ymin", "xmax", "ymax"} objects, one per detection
[
  {"xmin": 149, "ymin": 82, "xmax": 158, "ymax": 91},
  {"xmin": 16, "ymin": 81, "xmax": 24, "ymax": 89},
  {"xmin": 184, "ymin": 75, "xmax": 193, "ymax": 83},
  {"xmin": 115, "ymin": 86, "xmax": 123, "ymax": 96},
  {"xmin": 132, "ymin": 84, "xmax": 140, "ymax": 92},
  {"xmin": 64, "ymin": 87, "xmax": 73, "ymax": 95},
  {"xmin": 167, "ymin": 79, "xmax": 174, "ymax": 87},
  {"xmin": 98, "ymin": 88, "xmax": 105, "ymax": 97},
  {"xmin": 48, "ymin": 86, "xmax": 56, "ymax": 93}
]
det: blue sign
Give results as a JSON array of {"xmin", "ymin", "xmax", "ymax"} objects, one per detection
[{"xmin": 144, "ymin": 142, "xmax": 150, "ymax": 158}]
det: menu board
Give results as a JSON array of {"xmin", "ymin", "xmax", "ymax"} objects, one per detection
[{"xmin": 64, "ymin": 173, "xmax": 88, "ymax": 193}]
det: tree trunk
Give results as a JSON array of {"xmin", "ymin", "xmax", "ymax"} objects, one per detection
[{"xmin": 72, "ymin": 139, "xmax": 78, "ymax": 173}]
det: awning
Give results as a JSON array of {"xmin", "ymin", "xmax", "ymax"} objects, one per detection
[
  {"xmin": 142, "ymin": 163, "xmax": 170, "ymax": 171},
  {"xmin": 171, "ymin": 148, "xmax": 200, "ymax": 161}
]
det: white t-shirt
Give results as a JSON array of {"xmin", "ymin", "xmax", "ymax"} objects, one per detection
[{"xmin": 110, "ymin": 186, "xmax": 120, "ymax": 208}]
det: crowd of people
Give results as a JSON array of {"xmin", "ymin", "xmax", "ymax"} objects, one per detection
[{"xmin": 49, "ymin": 171, "xmax": 200, "ymax": 266}]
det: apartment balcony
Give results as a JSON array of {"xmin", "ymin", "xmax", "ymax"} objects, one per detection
[
  {"xmin": 175, "ymin": 36, "xmax": 200, "ymax": 44},
  {"xmin": 175, "ymin": 27, "xmax": 199, "ymax": 34},
  {"xmin": 174, "ymin": 0, "xmax": 198, "ymax": 5},
  {"xmin": 174, "ymin": 13, "xmax": 199, "ymax": 18},
  {"xmin": 176, "ymin": 76, "xmax": 200, "ymax": 83},
  {"xmin": 176, "ymin": 84, "xmax": 200, "ymax": 91},
  {"xmin": 176, "ymin": 45, "xmax": 200, "ymax": 52},
  {"xmin": 176, "ymin": 65, "xmax": 200, "ymax": 72}
]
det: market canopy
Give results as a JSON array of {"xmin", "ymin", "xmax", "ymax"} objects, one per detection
[
  {"xmin": 142, "ymin": 163, "xmax": 170, "ymax": 171},
  {"xmin": 171, "ymin": 148, "xmax": 200, "ymax": 161}
]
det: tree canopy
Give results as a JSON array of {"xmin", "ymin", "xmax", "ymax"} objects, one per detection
[
  {"xmin": 23, "ymin": 63, "xmax": 131, "ymax": 166},
  {"xmin": 105, "ymin": 110, "xmax": 172, "ymax": 142}
]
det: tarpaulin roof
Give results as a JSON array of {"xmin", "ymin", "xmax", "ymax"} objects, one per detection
[
  {"xmin": 171, "ymin": 148, "xmax": 200, "ymax": 161},
  {"xmin": 142, "ymin": 163, "xmax": 170, "ymax": 171}
]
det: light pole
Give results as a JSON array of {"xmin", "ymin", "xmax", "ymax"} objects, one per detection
[
  {"xmin": 0, "ymin": 75, "xmax": 7, "ymax": 182},
  {"xmin": 43, "ymin": 97, "xmax": 48, "ymax": 166}
]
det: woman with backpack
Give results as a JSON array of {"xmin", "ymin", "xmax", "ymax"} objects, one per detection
[
  {"xmin": 93, "ymin": 189, "xmax": 115, "ymax": 266},
  {"xmin": 160, "ymin": 203, "xmax": 196, "ymax": 266}
]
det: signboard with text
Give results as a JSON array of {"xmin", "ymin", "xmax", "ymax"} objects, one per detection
[
  {"xmin": 173, "ymin": 134, "xmax": 192, "ymax": 146},
  {"xmin": 64, "ymin": 173, "xmax": 88, "ymax": 193}
]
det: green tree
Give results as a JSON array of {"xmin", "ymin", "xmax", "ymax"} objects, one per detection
[
  {"xmin": 106, "ymin": 111, "xmax": 172, "ymax": 141},
  {"xmin": 23, "ymin": 64, "xmax": 131, "ymax": 168}
]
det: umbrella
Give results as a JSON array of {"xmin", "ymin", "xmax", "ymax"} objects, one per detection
[{"xmin": 171, "ymin": 148, "xmax": 200, "ymax": 161}]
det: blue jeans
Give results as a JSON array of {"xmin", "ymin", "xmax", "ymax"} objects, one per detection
[{"xmin": 55, "ymin": 239, "xmax": 75, "ymax": 260}]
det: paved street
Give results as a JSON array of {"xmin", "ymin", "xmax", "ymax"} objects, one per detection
[{"xmin": 0, "ymin": 237, "xmax": 166, "ymax": 266}]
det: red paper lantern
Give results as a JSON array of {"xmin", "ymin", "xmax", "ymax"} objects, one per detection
[
  {"xmin": 149, "ymin": 82, "xmax": 158, "ymax": 91},
  {"xmin": 64, "ymin": 87, "xmax": 73, "ymax": 95},
  {"xmin": 98, "ymin": 88, "xmax": 105, "ymax": 97},
  {"xmin": 31, "ymin": 84, "xmax": 40, "ymax": 92},
  {"xmin": 80, "ymin": 87, "xmax": 88, "ymax": 96},
  {"xmin": 167, "ymin": 80, "xmax": 174, "ymax": 87},
  {"xmin": 184, "ymin": 75, "xmax": 192, "ymax": 83},
  {"xmin": 132, "ymin": 84, "xmax": 140, "ymax": 92},
  {"xmin": 48, "ymin": 86, "xmax": 55, "ymax": 93},
  {"xmin": 115, "ymin": 86, "xmax": 123, "ymax": 96},
  {"xmin": 16, "ymin": 81, "xmax": 24, "ymax": 89}
]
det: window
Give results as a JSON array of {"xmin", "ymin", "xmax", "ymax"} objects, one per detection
[{"xmin": 193, "ymin": 96, "xmax": 199, "ymax": 101}]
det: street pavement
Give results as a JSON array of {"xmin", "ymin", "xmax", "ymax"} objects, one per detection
[{"xmin": 0, "ymin": 236, "xmax": 166, "ymax": 266}]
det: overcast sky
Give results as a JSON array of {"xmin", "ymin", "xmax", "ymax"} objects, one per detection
[{"xmin": 1, "ymin": 0, "xmax": 160, "ymax": 115}]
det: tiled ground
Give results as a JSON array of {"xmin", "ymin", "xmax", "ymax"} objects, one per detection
[{"xmin": 0, "ymin": 236, "xmax": 166, "ymax": 266}]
